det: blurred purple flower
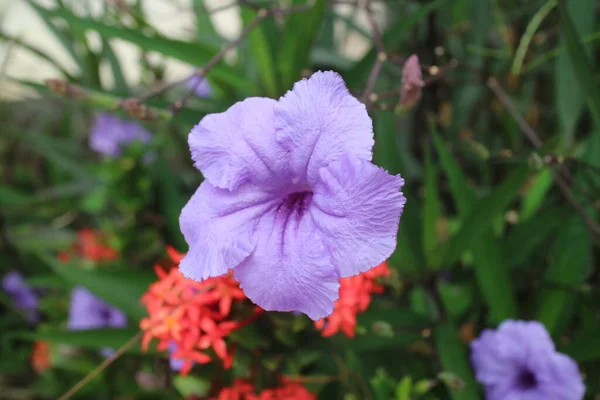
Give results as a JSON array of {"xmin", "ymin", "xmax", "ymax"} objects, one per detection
[
  {"xmin": 400, "ymin": 54, "xmax": 424, "ymax": 109},
  {"xmin": 2, "ymin": 271, "xmax": 39, "ymax": 323},
  {"xmin": 179, "ymin": 71, "xmax": 405, "ymax": 320},
  {"xmin": 89, "ymin": 112, "xmax": 152, "ymax": 158},
  {"xmin": 168, "ymin": 341, "xmax": 189, "ymax": 372},
  {"xmin": 68, "ymin": 287, "xmax": 127, "ymax": 356},
  {"xmin": 185, "ymin": 73, "xmax": 212, "ymax": 98},
  {"xmin": 471, "ymin": 320, "xmax": 584, "ymax": 400}
]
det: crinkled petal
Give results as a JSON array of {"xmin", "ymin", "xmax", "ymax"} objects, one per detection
[
  {"xmin": 179, "ymin": 181, "xmax": 277, "ymax": 281},
  {"xmin": 274, "ymin": 71, "xmax": 374, "ymax": 186},
  {"xmin": 189, "ymin": 97, "xmax": 289, "ymax": 191},
  {"xmin": 310, "ymin": 154, "xmax": 405, "ymax": 277},
  {"xmin": 234, "ymin": 205, "xmax": 340, "ymax": 320}
]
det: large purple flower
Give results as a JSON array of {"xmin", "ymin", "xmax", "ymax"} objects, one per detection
[
  {"xmin": 471, "ymin": 320, "xmax": 585, "ymax": 400},
  {"xmin": 2, "ymin": 271, "xmax": 39, "ymax": 323},
  {"xmin": 89, "ymin": 112, "xmax": 152, "ymax": 157},
  {"xmin": 68, "ymin": 287, "xmax": 127, "ymax": 356},
  {"xmin": 179, "ymin": 71, "xmax": 406, "ymax": 320}
]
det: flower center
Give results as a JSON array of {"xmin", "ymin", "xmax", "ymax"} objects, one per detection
[
  {"xmin": 516, "ymin": 369, "xmax": 537, "ymax": 390},
  {"xmin": 281, "ymin": 191, "xmax": 313, "ymax": 216}
]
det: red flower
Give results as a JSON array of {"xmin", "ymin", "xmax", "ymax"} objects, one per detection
[
  {"xmin": 314, "ymin": 262, "xmax": 390, "ymax": 337},
  {"xmin": 212, "ymin": 379, "xmax": 315, "ymax": 400},
  {"xmin": 31, "ymin": 341, "xmax": 51, "ymax": 373},
  {"xmin": 59, "ymin": 228, "xmax": 118, "ymax": 263},
  {"xmin": 140, "ymin": 247, "xmax": 259, "ymax": 375}
]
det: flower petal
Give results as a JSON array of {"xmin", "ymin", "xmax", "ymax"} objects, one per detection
[
  {"xmin": 310, "ymin": 154, "xmax": 405, "ymax": 277},
  {"xmin": 234, "ymin": 207, "xmax": 340, "ymax": 320},
  {"xmin": 189, "ymin": 97, "xmax": 288, "ymax": 191},
  {"xmin": 179, "ymin": 181, "xmax": 277, "ymax": 281},
  {"xmin": 274, "ymin": 71, "xmax": 374, "ymax": 186}
]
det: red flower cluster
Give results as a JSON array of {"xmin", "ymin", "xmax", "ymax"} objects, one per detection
[
  {"xmin": 213, "ymin": 379, "xmax": 315, "ymax": 400},
  {"xmin": 314, "ymin": 262, "xmax": 390, "ymax": 337},
  {"xmin": 140, "ymin": 247, "xmax": 259, "ymax": 375},
  {"xmin": 31, "ymin": 340, "xmax": 51, "ymax": 374},
  {"xmin": 58, "ymin": 228, "xmax": 118, "ymax": 262}
]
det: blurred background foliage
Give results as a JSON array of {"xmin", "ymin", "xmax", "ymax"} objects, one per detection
[{"xmin": 0, "ymin": 0, "xmax": 599, "ymax": 398}]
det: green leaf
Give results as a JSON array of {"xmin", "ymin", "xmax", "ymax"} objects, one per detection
[
  {"xmin": 173, "ymin": 375, "xmax": 210, "ymax": 397},
  {"xmin": 22, "ymin": 328, "xmax": 148, "ymax": 353},
  {"xmin": 277, "ymin": 0, "xmax": 327, "ymax": 89},
  {"xmin": 38, "ymin": 253, "xmax": 154, "ymax": 320},
  {"xmin": 101, "ymin": 39, "xmax": 128, "ymax": 94},
  {"xmin": 423, "ymin": 147, "xmax": 441, "ymax": 263},
  {"xmin": 154, "ymin": 157, "xmax": 188, "ymax": 251},
  {"xmin": 555, "ymin": 0, "xmax": 596, "ymax": 144},
  {"xmin": 558, "ymin": 0, "xmax": 600, "ymax": 130},
  {"xmin": 346, "ymin": 0, "xmax": 448, "ymax": 87},
  {"xmin": 432, "ymin": 132, "xmax": 475, "ymax": 217},
  {"xmin": 241, "ymin": 7, "xmax": 279, "ymax": 97},
  {"xmin": 560, "ymin": 330, "xmax": 600, "ymax": 362},
  {"xmin": 520, "ymin": 169, "xmax": 553, "ymax": 220},
  {"xmin": 503, "ymin": 206, "xmax": 570, "ymax": 269},
  {"xmin": 395, "ymin": 377, "xmax": 412, "ymax": 400},
  {"xmin": 433, "ymin": 321, "xmax": 479, "ymax": 400},
  {"xmin": 430, "ymin": 163, "xmax": 531, "ymax": 268},
  {"xmin": 471, "ymin": 234, "xmax": 517, "ymax": 324},
  {"xmin": 40, "ymin": 5, "xmax": 253, "ymax": 92},
  {"xmin": 535, "ymin": 216, "xmax": 593, "ymax": 335}
]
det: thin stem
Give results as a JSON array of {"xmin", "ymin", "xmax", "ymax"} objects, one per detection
[{"xmin": 57, "ymin": 332, "xmax": 143, "ymax": 400}]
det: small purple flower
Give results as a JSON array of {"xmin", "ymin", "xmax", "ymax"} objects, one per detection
[
  {"xmin": 179, "ymin": 71, "xmax": 406, "ymax": 320},
  {"xmin": 471, "ymin": 320, "xmax": 584, "ymax": 400},
  {"xmin": 68, "ymin": 287, "xmax": 127, "ymax": 356},
  {"xmin": 400, "ymin": 54, "xmax": 424, "ymax": 109},
  {"xmin": 2, "ymin": 271, "xmax": 39, "ymax": 323},
  {"xmin": 168, "ymin": 341, "xmax": 188, "ymax": 372},
  {"xmin": 185, "ymin": 72, "xmax": 212, "ymax": 98},
  {"xmin": 89, "ymin": 112, "xmax": 152, "ymax": 158}
]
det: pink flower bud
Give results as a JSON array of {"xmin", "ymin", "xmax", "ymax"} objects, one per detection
[{"xmin": 400, "ymin": 55, "xmax": 424, "ymax": 109}]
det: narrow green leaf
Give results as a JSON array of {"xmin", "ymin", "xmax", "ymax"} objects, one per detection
[
  {"xmin": 555, "ymin": 0, "xmax": 596, "ymax": 144},
  {"xmin": 503, "ymin": 206, "xmax": 570, "ymax": 269},
  {"xmin": 241, "ymin": 7, "xmax": 279, "ymax": 97},
  {"xmin": 423, "ymin": 147, "xmax": 441, "ymax": 263},
  {"xmin": 535, "ymin": 216, "xmax": 593, "ymax": 335},
  {"xmin": 520, "ymin": 169, "xmax": 553, "ymax": 221},
  {"xmin": 430, "ymin": 163, "xmax": 531, "ymax": 268},
  {"xmin": 101, "ymin": 39, "xmax": 128, "ymax": 94},
  {"xmin": 558, "ymin": 0, "xmax": 600, "ymax": 129},
  {"xmin": 434, "ymin": 321, "xmax": 479, "ymax": 400},
  {"xmin": 38, "ymin": 253, "xmax": 154, "ymax": 320},
  {"xmin": 23, "ymin": 328, "xmax": 148, "ymax": 353},
  {"xmin": 432, "ymin": 132, "xmax": 475, "ymax": 216},
  {"xmin": 154, "ymin": 157, "xmax": 188, "ymax": 251},
  {"xmin": 471, "ymin": 235, "xmax": 517, "ymax": 324},
  {"xmin": 277, "ymin": 0, "xmax": 327, "ymax": 89},
  {"xmin": 41, "ymin": 5, "xmax": 253, "ymax": 92},
  {"xmin": 395, "ymin": 377, "xmax": 412, "ymax": 400}
]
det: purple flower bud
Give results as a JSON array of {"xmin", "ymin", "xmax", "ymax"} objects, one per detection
[
  {"xmin": 2, "ymin": 271, "xmax": 39, "ymax": 323},
  {"xmin": 185, "ymin": 73, "xmax": 212, "ymax": 98},
  {"xmin": 68, "ymin": 287, "xmax": 127, "ymax": 357},
  {"xmin": 89, "ymin": 113, "xmax": 152, "ymax": 158},
  {"xmin": 471, "ymin": 320, "xmax": 584, "ymax": 400},
  {"xmin": 400, "ymin": 55, "xmax": 424, "ymax": 109}
]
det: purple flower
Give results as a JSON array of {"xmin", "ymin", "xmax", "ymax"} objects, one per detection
[
  {"xmin": 179, "ymin": 71, "xmax": 406, "ymax": 320},
  {"xmin": 400, "ymin": 54, "xmax": 424, "ymax": 109},
  {"xmin": 185, "ymin": 73, "xmax": 212, "ymax": 98},
  {"xmin": 471, "ymin": 320, "xmax": 584, "ymax": 400},
  {"xmin": 2, "ymin": 271, "xmax": 39, "ymax": 323},
  {"xmin": 89, "ymin": 112, "xmax": 152, "ymax": 158},
  {"xmin": 168, "ymin": 341, "xmax": 188, "ymax": 372},
  {"xmin": 68, "ymin": 287, "xmax": 127, "ymax": 356}
]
